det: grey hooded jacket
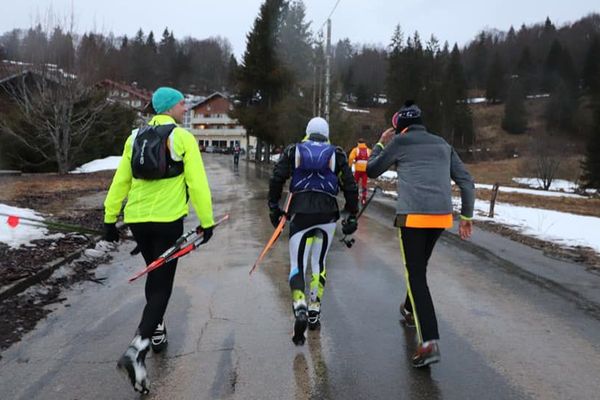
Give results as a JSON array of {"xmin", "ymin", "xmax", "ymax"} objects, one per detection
[{"xmin": 367, "ymin": 125, "xmax": 475, "ymax": 219}]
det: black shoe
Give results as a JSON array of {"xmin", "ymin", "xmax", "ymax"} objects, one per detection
[
  {"xmin": 308, "ymin": 302, "xmax": 321, "ymax": 330},
  {"xmin": 116, "ymin": 336, "xmax": 151, "ymax": 394},
  {"xmin": 411, "ymin": 341, "xmax": 441, "ymax": 368},
  {"xmin": 292, "ymin": 305, "xmax": 308, "ymax": 346},
  {"xmin": 151, "ymin": 321, "xmax": 168, "ymax": 353}
]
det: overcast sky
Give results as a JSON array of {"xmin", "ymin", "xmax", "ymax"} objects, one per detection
[{"xmin": 2, "ymin": 0, "xmax": 599, "ymax": 59}]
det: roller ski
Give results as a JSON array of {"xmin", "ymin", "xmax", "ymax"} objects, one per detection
[
  {"xmin": 116, "ymin": 335, "xmax": 151, "ymax": 394},
  {"xmin": 292, "ymin": 301, "xmax": 308, "ymax": 346},
  {"xmin": 151, "ymin": 321, "xmax": 168, "ymax": 353},
  {"xmin": 308, "ymin": 302, "xmax": 321, "ymax": 330}
]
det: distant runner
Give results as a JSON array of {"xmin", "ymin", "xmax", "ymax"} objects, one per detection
[{"xmin": 348, "ymin": 138, "xmax": 371, "ymax": 206}]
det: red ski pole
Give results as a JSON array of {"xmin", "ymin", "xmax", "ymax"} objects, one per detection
[{"xmin": 128, "ymin": 214, "xmax": 229, "ymax": 282}]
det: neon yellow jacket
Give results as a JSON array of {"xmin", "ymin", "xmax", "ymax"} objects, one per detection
[{"xmin": 104, "ymin": 115, "xmax": 215, "ymax": 228}]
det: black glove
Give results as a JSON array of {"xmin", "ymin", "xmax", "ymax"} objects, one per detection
[
  {"xmin": 269, "ymin": 207, "xmax": 284, "ymax": 228},
  {"xmin": 198, "ymin": 226, "xmax": 214, "ymax": 244},
  {"xmin": 103, "ymin": 223, "xmax": 119, "ymax": 242},
  {"xmin": 341, "ymin": 215, "xmax": 358, "ymax": 235}
]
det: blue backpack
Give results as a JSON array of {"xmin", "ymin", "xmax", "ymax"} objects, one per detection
[{"xmin": 290, "ymin": 141, "xmax": 338, "ymax": 196}]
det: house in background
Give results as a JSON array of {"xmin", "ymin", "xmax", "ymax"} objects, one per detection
[
  {"xmin": 187, "ymin": 92, "xmax": 254, "ymax": 151},
  {"xmin": 96, "ymin": 79, "xmax": 152, "ymax": 117}
]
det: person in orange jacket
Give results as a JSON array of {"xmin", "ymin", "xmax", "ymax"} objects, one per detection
[{"xmin": 348, "ymin": 139, "xmax": 371, "ymax": 205}]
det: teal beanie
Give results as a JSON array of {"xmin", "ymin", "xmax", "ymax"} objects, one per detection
[{"xmin": 152, "ymin": 87, "xmax": 185, "ymax": 114}]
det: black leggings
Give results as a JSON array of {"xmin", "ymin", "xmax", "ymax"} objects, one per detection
[
  {"xmin": 129, "ymin": 219, "xmax": 184, "ymax": 339},
  {"xmin": 399, "ymin": 227, "xmax": 444, "ymax": 343}
]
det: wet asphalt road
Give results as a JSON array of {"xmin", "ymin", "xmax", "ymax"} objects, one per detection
[{"xmin": 1, "ymin": 154, "xmax": 600, "ymax": 400}]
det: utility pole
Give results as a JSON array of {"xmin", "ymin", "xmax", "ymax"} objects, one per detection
[{"xmin": 324, "ymin": 18, "xmax": 332, "ymax": 122}]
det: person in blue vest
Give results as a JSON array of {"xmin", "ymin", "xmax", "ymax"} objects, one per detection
[{"xmin": 268, "ymin": 117, "xmax": 359, "ymax": 345}]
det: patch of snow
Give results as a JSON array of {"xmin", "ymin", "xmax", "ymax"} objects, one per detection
[
  {"xmin": 377, "ymin": 171, "xmax": 398, "ymax": 181},
  {"xmin": 452, "ymin": 197, "xmax": 600, "ymax": 254},
  {"xmin": 84, "ymin": 240, "xmax": 115, "ymax": 258},
  {"xmin": 476, "ymin": 183, "xmax": 586, "ymax": 199},
  {"xmin": 71, "ymin": 156, "xmax": 121, "ymax": 173},
  {"xmin": 0, "ymin": 204, "xmax": 59, "ymax": 248},
  {"xmin": 512, "ymin": 177, "xmax": 578, "ymax": 192},
  {"xmin": 526, "ymin": 94, "xmax": 550, "ymax": 99},
  {"xmin": 341, "ymin": 105, "xmax": 370, "ymax": 114},
  {"xmin": 466, "ymin": 97, "xmax": 487, "ymax": 104}
]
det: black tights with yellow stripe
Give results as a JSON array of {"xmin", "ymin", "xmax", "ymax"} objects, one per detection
[{"xmin": 399, "ymin": 227, "xmax": 444, "ymax": 343}]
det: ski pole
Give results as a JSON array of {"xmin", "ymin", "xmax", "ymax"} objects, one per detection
[
  {"xmin": 1, "ymin": 212, "xmax": 103, "ymax": 236},
  {"xmin": 128, "ymin": 214, "xmax": 229, "ymax": 282},
  {"xmin": 340, "ymin": 186, "xmax": 381, "ymax": 248},
  {"xmin": 249, "ymin": 192, "xmax": 294, "ymax": 275}
]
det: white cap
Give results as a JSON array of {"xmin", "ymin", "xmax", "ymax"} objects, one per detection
[{"xmin": 305, "ymin": 117, "xmax": 329, "ymax": 138}]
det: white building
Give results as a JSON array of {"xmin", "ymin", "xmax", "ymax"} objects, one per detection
[{"xmin": 187, "ymin": 92, "xmax": 255, "ymax": 151}]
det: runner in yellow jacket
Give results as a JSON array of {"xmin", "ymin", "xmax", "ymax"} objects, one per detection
[{"xmin": 103, "ymin": 87, "xmax": 214, "ymax": 394}]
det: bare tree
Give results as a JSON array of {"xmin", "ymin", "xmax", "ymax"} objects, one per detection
[
  {"xmin": 531, "ymin": 138, "xmax": 561, "ymax": 190},
  {"xmin": 0, "ymin": 70, "xmax": 110, "ymax": 174}
]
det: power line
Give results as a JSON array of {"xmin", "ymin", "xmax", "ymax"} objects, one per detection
[{"xmin": 319, "ymin": 0, "xmax": 342, "ymax": 31}]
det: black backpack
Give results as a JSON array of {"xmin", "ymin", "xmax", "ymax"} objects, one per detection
[{"xmin": 131, "ymin": 124, "xmax": 184, "ymax": 180}]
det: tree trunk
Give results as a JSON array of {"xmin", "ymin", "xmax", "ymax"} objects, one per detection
[
  {"xmin": 255, "ymin": 139, "xmax": 262, "ymax": 162},
  {"xmin": 265, "ymin": 143, "xmax": 271, "ymax": 163}
]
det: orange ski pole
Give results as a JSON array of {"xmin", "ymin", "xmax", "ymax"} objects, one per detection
[{"xmin": 249, "ymin": 193, "xmax": 293, "ymax": 275}]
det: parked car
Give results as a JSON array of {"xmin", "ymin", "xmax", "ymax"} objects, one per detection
[{"xmin": 204, "ymin": 146, "xmax": 215, "ymax": 153}]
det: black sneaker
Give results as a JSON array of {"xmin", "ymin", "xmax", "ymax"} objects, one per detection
[
  {"xmin": 116, "ymin": 335, "xmax": 151, "ymax": 394},
  {"xmin": 292, "ymin": 305, "xmax": 308, "ymax": 346},
  {"xmin": 411, "ymin": 341, "xmax": 441, "ymax": 368},
  {"xmin": 308, "ymin": 302, "xmax": 321, "ymax": 330},
  {"xmin": 400, "ymin": 303, "xmax": 416, "ymax": 328},
  {"xmin": 151, "ymin": 321, "xmax": 168, "ymax": 353}
]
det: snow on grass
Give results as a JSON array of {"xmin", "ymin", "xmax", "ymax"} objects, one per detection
[
  {"xmin": 0, "ymin": 204, "xmax": 62, "ymax": 248},
  {"xmin": 377, "ymin": 171, "xmax": 398, "ymax": 181},
  {"xmin": 512, "ymin": 177, "xmax": 580, "ymax": 192},
  {"xmin": 340, "ymin": 104, "xmax": 370, "ymax": 113},
  {"xmin": 71, "ymin": 156, "xmax": 121, "ymax": 173},
  {"xmin": 379, "ymin": 190, "xmax": 600, "ymax": 255},
  {"xmin": 454, "ymin": 197, "xmax": 600, "ymax": 253},
  {"xmin": 513, "ymin": 177, "xmax": 598, "ymax": 195},
  {"xmin": 476, "ymin": 183, "xmax": 586, "ymax": 199},
  {"xmin": 379, "ymin": 173, "xmax": 593, "ymax": 198}
]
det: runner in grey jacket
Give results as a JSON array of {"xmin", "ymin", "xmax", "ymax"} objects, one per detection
[
  {"xmin": 367, "ymin": 100, "xmax": 475, "ymax": 368},
  {"xmin": 367, "ymin": 125, "xmax": 475, "ymax": 223}
]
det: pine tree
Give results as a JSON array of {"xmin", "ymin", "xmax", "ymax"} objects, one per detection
[
  {"xmin": 48, "ymin": 27, "xmax": 75, "ymax": 71},
  {"xmin": 542, "ymin": 39, "xmax": 562, "ymax": 92},
  {"xmin": 516, "ymin": 46, "xmax": 535, "ymax": 93},
  {"xmin": 469, "ymin": 32, "xmax": 489, "ymax": 90},
  {"xmin": 234, "ymin": 0, "xmax": 289, "ymax": 153},
  {"xmin": 21, "ymin": 24, "xmax": 48, "ymax": 64},
  {"xmin": 386, "ymin": 24, "xmax": 405, "ymax": 116},
  {"xmin": 441, "ymin": 44, "xmax": 473, "ymax": 146},
  {"xmin": 0, "ymin": 29, "xmax": 21, "ymax": 60},
  {"xmin": 158, "ymin": 28, "xmax": 177, "ymax": 86},
  {"xmin": 485, "ymin": 52, "xmax": 505, "ymax": 103},
  {"xmin": 278, "ymin": 0, "xmax": 313, "ymax": 84},
  {"xmin": 581, "ymin": 101, "xmax": 600, "ymax": 189},
  {"xmin": 502, "ymin": 79, "xmax": 527, "ymax": 134},
  {"xmin": 545, "ymin": 80, "xmax": 577, "ymax": 134},
  {"xmin": 582, "ymin": 35, "xmax": 600, "ymax": 95}
]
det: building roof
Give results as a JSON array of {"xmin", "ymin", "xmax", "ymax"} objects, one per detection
[
  {"xmin": 189, "ymin": 92, "xmax": 229, "ymax": 110},
  {"xmin": 97, "ymin": 79, "xmax": 152, "ymax": 101}
]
